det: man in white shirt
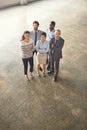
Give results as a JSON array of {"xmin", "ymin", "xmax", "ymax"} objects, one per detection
[
  {"xmin": 46, "ymin": 21, "xmax": 56, "ymax": 42},
  {"xmin": 46, "ymin": 21, "xmax": 56, "ymax": 71}
]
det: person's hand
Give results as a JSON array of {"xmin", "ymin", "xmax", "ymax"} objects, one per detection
[
  {"xmin": 28, "ymin": 50, "xmax": 32, "ymax": 53},
  {"xmin": 24, "ymin": 50, "xmax": 32, "ymax": 54}
]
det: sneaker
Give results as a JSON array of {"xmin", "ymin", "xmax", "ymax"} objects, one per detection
[
  {"xmin": 25, "ymin": 75, "xmax": 29, "ymax": 81},
  {"xmin": 29, "ymin": 73, "xmax": 34, "ymax": 80}
]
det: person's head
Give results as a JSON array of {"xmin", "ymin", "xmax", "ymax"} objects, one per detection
[
  {"xmin": 40, "ymin": 32, "xmax": 46, "ymax": 42},
  {"xmin": 55, "ymin": 29, "xmax": 61, "ymax": 39},
  {"xmin": 49, "ymin": 21, "xmax": 56, "ymax": 30},
  {"xmin": 21, "ymin": 31, "xmax": 30, "ymax": 41},
  {"xmin": 33, "ymin": 21, "xmax": 39, "ymax": 31}
]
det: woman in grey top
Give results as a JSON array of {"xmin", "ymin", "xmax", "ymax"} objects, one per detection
[{"xmin": 20, "ymin": 31, "xmax": 35, "ymax": 80}]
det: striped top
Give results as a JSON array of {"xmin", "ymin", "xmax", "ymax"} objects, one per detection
[{"xmin": 21, "ymin": 40, "xmax": 35, "ymax": 59}]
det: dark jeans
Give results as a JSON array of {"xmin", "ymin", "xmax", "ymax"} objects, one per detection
[
  {"xmin": 52, "ymin": 56, "xmax": 60, "ymax": 80},
  {"xmin": 22, "ymin": 57, "xmax": 33, "ymax": 75}
]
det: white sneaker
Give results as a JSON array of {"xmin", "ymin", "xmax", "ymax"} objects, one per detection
[
  {"xmin": 29, "ymin": 73, "xmax": 34, "ymax": 80},
  {"xmin": 25, "ymin": 75, "xmax": 29, "ymax": 81}
]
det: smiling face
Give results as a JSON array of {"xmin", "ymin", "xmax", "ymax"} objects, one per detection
[
  {"xmin": 21, "ymin": 31, "xmax": 30, "ymax": 41},
  {"xmin": 33, "ymin": 23, "xmax": 39, "ymax": 31},
  {"xmin": 49, "ymin": 23, "xmax": 55, "ymax": 30},
  {"xmin": 55, "ymin": 30, "xmax": 61, "ymax": 39},
  {"xmin": 24, "ymin": 33, "xmax": 30, "ymax": 40},
  {"xmin": 40, "ymin": 35, "xmax": 46, "ymax": 42}
]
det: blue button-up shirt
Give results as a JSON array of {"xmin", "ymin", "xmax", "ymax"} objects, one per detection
[
  {"xmin": 30, "ymin": 30, "xmax": 42, "ymax": 45},
  {"xmin": 36, "ymin": 40, "xmax": 49, "ymax": 54}
]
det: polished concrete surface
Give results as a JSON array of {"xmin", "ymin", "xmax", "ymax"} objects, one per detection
[{"xmin": 0, "ymin": 0, "xmax": 87, "ymax": 130}]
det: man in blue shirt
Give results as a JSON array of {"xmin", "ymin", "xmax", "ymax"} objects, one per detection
[
  {"xmin": 30, "ymin": 21, "xmax": 42, "ymax": 53},
  {"xmin": 30, "ymin": 21, "xmax": 43, "ymax": 71}
]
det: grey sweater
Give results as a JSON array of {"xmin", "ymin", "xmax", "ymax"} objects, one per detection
[{"xmin": 21, "ymin": 40, "xmax": 35, "ymax": 59}]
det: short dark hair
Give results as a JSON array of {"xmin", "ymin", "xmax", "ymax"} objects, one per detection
[
  {"xmin": 41, "ymin": 32, "xmax": 46, "ymax": 37},
  {"xmin": 50, "ymin": 21, "xmax": 56, "ymax": 26},
  {"xmin": 33, "ymin": 21, "xmax": 39, "ymax": 26}
]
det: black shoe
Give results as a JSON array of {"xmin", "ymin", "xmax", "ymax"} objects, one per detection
[
  {"xmin": 40, "ymin": 67, "xmax": 43, "ymax": 71},
  {"xmin": 54, "ymin": 78, "xmax": 57, "ymax": 82},
  {"xmin": 47, "ymin": 66, "xmax": 50, "ymax": 71},
  {"xmin": 54, "ymin": 75, "xmax": 57, "ymax": 82}
]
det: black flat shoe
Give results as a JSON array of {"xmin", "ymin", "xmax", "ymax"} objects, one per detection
[
  {"xmin": 47, "ymin": 66, "xmax": 50, "ymax": 71},
  {"xmin": 54, "ymin": 75, "xmax": 57, "ymax": 82},
  {"xmin": 54, "ymin": 78, "xmax": 57, "ymax": 82}
]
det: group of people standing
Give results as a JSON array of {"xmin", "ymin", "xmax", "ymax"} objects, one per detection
[{"xmin": 20, "ymin": 21, "xmax": 64, "ymax": 82}]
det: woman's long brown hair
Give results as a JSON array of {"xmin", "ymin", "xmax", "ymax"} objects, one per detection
[{"xmin": 21, "ymin": 31, "xmax": 30, "ymax": 41}]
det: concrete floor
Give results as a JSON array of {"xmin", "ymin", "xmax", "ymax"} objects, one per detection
[{"xmin": 0, "ymin": 0, "xmax": 87, "ymax": 130}]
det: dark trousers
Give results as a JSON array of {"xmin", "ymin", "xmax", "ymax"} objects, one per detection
[
  {"xmin": 46, "ymin": 52, "xmax": 49, "ymax": 65},
  {"xmin": 52, "ymin": 56, "xmax": 60, "ymax": 80},
  {"xmin": 22, "ymin": 57, "xmax": 33, "ymax": 75}
]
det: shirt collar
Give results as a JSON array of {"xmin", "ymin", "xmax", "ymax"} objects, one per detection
[
  {"xmin": 40, "ymin": 40, "xmax": 46, "ymax": 44},
  {"xmin": 33, "ymin": 30, "xmax": 38, "ymax": 33},
  {"xmin": 55, "ymin": 37, "xmax": 60, "ymax": 40},
  {"xmin": 48, "ymin": 28, "xmax": 55, "ymax": 32}
]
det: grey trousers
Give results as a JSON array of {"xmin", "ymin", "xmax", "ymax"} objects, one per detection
[{"xmin": 51, "ymin": 56, "xmax": 60, "ymax": 79}]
